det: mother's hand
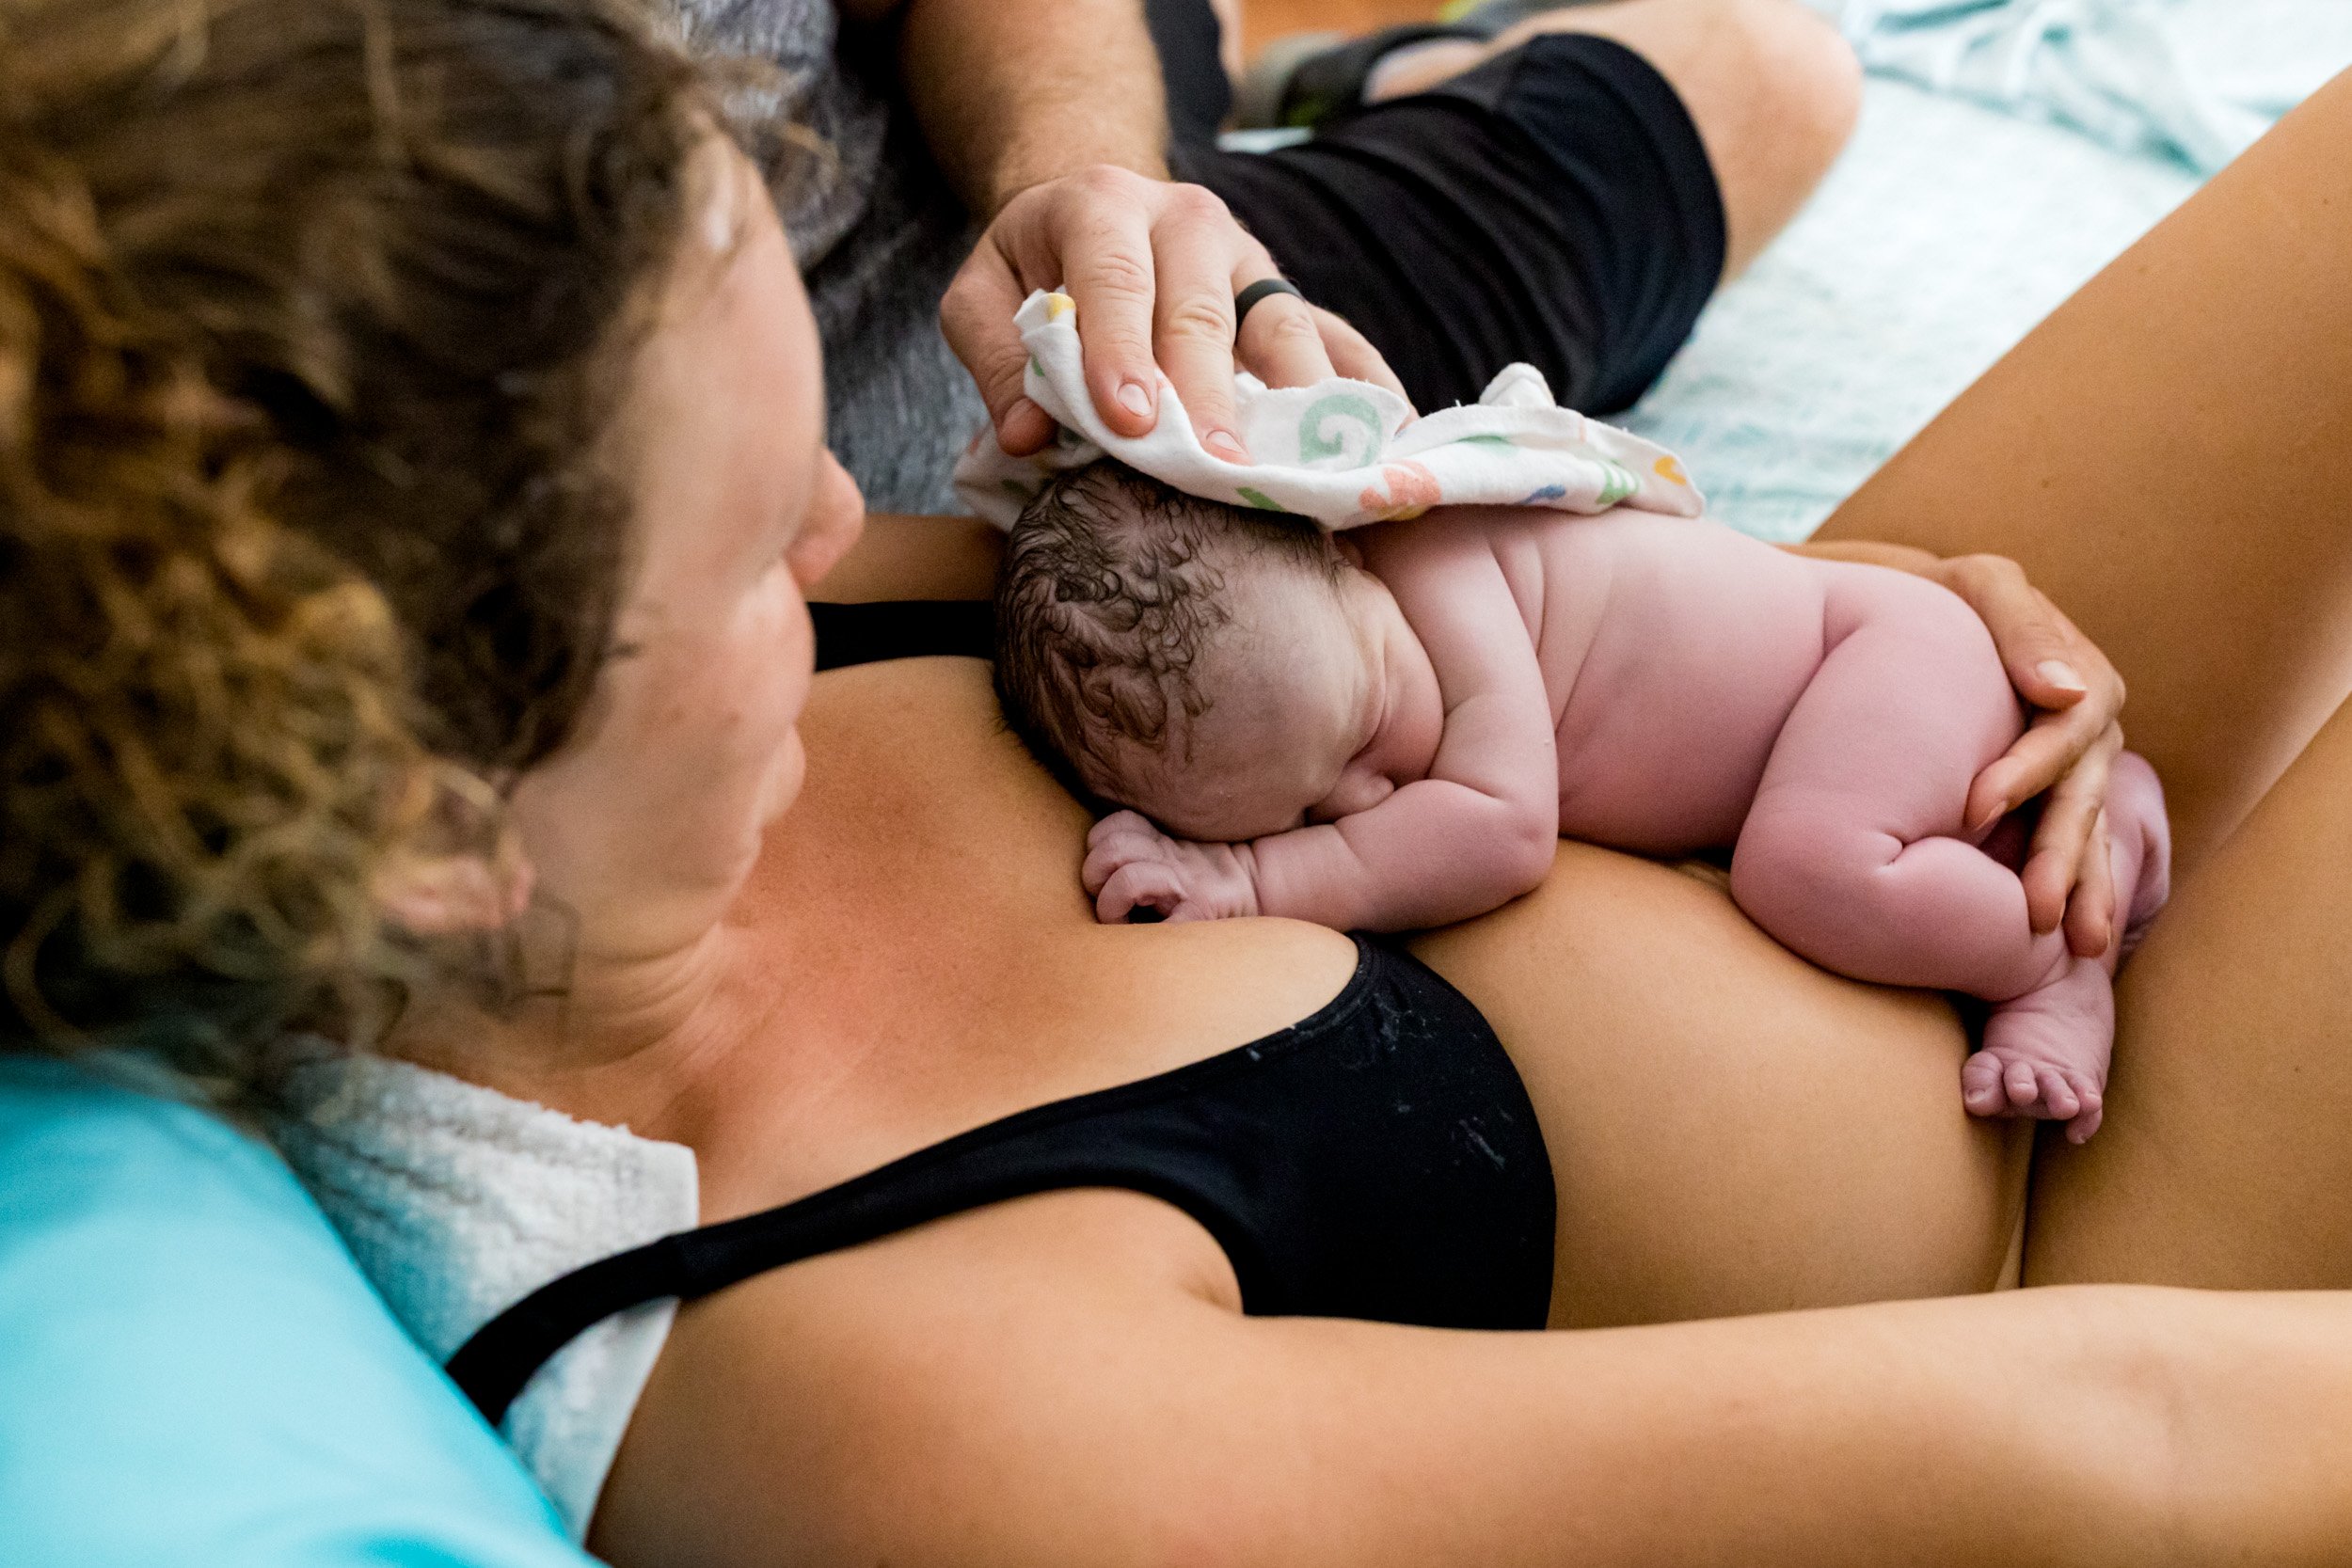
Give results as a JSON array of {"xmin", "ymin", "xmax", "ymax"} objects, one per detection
[
  {"xmin": 1930, "ymin": 552, "xmax": 2128, "ymax": 953},
  {"xmin": 939, "ymin": 164, "xmax": 1406, "ymax": 462},
  {"xmin": 1793, "ymin": 543, "xmax": 2128, "ymax": 955}
]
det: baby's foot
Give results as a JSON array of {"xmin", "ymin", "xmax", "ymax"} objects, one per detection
[
  {"xmin": 2109, "ymin": 750, "xmax": 2172, "ymax": 959},
  {"xmin": 1961, "ymin": 956, "xmax": 2114, "ymax": 1144}
]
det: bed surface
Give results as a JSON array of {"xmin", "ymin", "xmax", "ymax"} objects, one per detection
[{"xmin": 1614, "ymin": 0, "xmax": 2352, "ymax": 540}]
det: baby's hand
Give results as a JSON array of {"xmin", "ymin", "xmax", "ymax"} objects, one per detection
[{"xmin": 1083, "ymin": 811, "xmax": 1261, "ymax": 924}]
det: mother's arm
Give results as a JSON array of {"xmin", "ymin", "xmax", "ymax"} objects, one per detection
[{"xmin": 590, "ymin": 1186, "xmax": 2352, "ymax": 1568}]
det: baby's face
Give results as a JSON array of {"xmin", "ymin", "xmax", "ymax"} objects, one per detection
[{"xmin": 1109, "ymin": 559, "xmax": 1443, "ymax": 843}]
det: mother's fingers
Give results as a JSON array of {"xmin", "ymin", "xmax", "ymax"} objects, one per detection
[
  {"xmin": 1966, "ymin": 702, "xmax": 2109, "ymax": 839},
  {"xmin": 2058, "ymin": 805, "xmax": 2119, "ymax": 959},
  {"xmin": 2013, "ymin": 721, "xmax": 2122, "ymax": 938},
  {"xmin": 1944, "ymin": 555, "xmax": 2121, "ymax": 717}
]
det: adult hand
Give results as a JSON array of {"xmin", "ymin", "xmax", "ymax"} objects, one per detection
[
  {"xmin": 1928, "ymin": 553, "xmax": 2128, "ymax": 956},
  {"xmin": 940, "ymin": 164, "xmax": 1407, "ymax": 461}
]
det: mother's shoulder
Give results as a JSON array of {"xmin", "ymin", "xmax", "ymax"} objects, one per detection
[{"xmin": 733, "ymin": 657, "xmax": 1361, "ymax": 1094}]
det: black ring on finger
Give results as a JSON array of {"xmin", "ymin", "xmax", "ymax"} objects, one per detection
[{"xmin": 1233, "ymin": 277, "xmax": 1305, "ymax": 327}]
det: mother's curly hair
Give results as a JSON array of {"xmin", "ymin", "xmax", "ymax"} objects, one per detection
[{"xmin": 0, "ymin": 0, "xmax": 734, "ymax": 1088}]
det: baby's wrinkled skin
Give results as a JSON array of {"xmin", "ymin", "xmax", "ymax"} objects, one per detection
[{"xmin": 1078, "ymin": 505, "xmax": 2170, "ymax": 1142}]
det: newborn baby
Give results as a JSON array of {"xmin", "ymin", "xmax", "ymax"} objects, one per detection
[{"xmin": 994, "ymin": 461, "xmax": 2174, "ymax": 1141}]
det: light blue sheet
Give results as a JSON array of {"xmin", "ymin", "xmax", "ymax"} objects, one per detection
[
  {"xmin": 0, "ymin": 1056, "xmax": 592, "ymax": 1568},
  {"xmin": 1616, "ymin": 0, "xmax": 2352, "ymax": 542}
]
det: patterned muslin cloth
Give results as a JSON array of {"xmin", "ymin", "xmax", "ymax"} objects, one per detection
[{"xmin": 951, "ymin": 289, "xmax": 1706, "ymax": 531}]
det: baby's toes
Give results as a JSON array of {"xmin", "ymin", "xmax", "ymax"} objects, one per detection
[
  {"xmin": 2061, "ymin": 1073, "xmax": 2105, "ymax": 1144},
  {"xmin": 2035, "ymin": 1067, "xmax": 2082, "ymax": 1122},
  {"xmin": 1961, "ymin": 1051, "xmax": 2010, "ymax": 1117},
  {"xmin": 2002, "ymin": 1055, "xmax": 2043, "ymax": 1113}
]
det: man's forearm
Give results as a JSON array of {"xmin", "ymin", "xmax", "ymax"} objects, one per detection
[{"xmin": 898, "ymin": 0, "xmax": 1171, "ymax": 217}]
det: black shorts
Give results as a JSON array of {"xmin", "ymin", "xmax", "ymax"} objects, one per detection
[{"xmin": 1154, "ymin": 16, "xmax": 1725, "ymax": 417}]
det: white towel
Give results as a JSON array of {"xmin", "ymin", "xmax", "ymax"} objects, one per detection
[
  {"xmin": 268, "ymin": 1045, "xmax": 698, "ymax": 1540},
  {"xmin": 951, "ymin": 289, "xmax": 1705, "ymax": 531}
]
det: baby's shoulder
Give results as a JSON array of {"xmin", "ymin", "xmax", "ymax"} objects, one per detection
[{"xmin": 1522, "ymin": 507, "xmax": 1790, "ymax": 570}]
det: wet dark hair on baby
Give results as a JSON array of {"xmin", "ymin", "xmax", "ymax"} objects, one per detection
[{"xmin": 993, "ymin": 459, "xmax": 1338, "ymax": 804}]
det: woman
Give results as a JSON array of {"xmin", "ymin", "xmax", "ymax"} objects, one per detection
[{"xmin": 8, "ymin": 0, "xmax": 2352, "ymax": 1561}]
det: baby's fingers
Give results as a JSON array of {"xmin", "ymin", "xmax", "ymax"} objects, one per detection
[
  {"xmin": 1094, "ymin": 861, "xmax": 1184, "ymax": 925},
  {"xmin": 1087, "ymin": 809, "xmax": 1159, "ymax": 849},
  {"xmin": 1083, "ymin": 812, "xmax": 1168, "ymax": 895}
]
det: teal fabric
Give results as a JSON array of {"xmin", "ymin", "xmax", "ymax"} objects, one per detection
[{"xmin": 0, "ymin": 1055, "xmax": 597, "ymax": 1568}]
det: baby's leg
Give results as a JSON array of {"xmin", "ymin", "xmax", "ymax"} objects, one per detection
[
  {"xmin": 1729, "ymin": 570, "xmax": 2058, "ymax": 993},
  {"xmin": 1960, "ymin": 751, "xmax": 2168, "ymax": 1142},
  {"xmin": 1728, "ymin": 569, "xmax": 2143, "ymax": 1138}
]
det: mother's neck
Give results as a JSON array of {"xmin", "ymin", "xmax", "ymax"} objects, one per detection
[{"xmin": 382, "ymin": 911, "xmax": 763, "ymax": 1138}]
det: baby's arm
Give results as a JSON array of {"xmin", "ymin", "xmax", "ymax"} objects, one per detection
[{"xmin": 1088, "ymin": 522, "xmax": 1562, "ymax": 931}]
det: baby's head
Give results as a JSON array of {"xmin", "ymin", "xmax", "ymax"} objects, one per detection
[{"xmin": 994, "ymin": 460, "xmax": 1420, "ymax": 842}]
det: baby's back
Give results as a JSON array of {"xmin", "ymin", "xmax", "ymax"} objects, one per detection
[{"xmin": 1381, "ymin": 509, "xmax": 1952, "ymax": 856}]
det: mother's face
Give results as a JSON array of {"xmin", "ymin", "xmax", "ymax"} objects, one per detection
[{"xmin": 504, "ymin": 144, "xmax": 862, "ymax": 967}]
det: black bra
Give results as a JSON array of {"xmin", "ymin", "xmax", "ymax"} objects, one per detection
[{"xmin": 446, "ymin": 603, "xmax": 1557, "ymax": 1426}]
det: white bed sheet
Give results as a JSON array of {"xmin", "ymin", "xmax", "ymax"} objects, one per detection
[{"xmin": 1616, "ymin": 0, "xmax": 2352, "ymax": 541}]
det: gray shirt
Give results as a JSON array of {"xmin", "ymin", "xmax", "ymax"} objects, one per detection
[{"xmin": 679, "ymin": 0, "xmax": 989, "ymax": 515}]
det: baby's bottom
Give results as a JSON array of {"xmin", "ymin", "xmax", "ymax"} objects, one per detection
[{"xmin": 1726, "ymin": 567, "xmax": 2171, "ymax": 1142}]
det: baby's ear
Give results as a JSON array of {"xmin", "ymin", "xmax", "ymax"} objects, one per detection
[{"xmin": 1332, "ymin": 531, "xmax": 1366, "ymax": 567}]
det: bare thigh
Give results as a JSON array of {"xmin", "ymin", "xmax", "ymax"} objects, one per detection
[
  {"xmin": 1814, "ymin": 72, "xmax": 2352, "ymax": 1282},
  {"xmin": 1413, "ymin": 842, "xmax": 2026, "ymax": 1329},
  {"xmin": 1371, "ymin": 0, "xmax": 1863, "ymax": 277},
  {"xmin": 2029, "ymin": 693, "xmax": 2352, "ymax": 1286},
  {"xmin": 1818, "ymin": 71, "xmax": 2352, "ymax": 879}
]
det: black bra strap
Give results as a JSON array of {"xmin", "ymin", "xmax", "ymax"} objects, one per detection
[
  {"xmin": 444, "ymin": 1138, "xmax": 1253, "ymax": 1426},
  {"xmin": 447, "ymin": 942, "xmax": 1381, "ymax": 1424},
  {"xmin": 811, "ymin": 600, "xmax": 993, "ymax": 672}
]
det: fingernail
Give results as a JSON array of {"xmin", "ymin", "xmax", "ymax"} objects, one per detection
[
  {"xmin": 1117, "ymin": 381, "xmax": 1153, "ymax": 420},
  {"xmin": 1205, "ymin": 429, "xmax": 1248, "ymax": 462},
  {"xmin": 2037, "ymin": 659, "xmax": 2088, "ymax": 694},
  {"xmin": 1969, "ymin": 798, "xmax": 2010, "ymax": 834}
]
